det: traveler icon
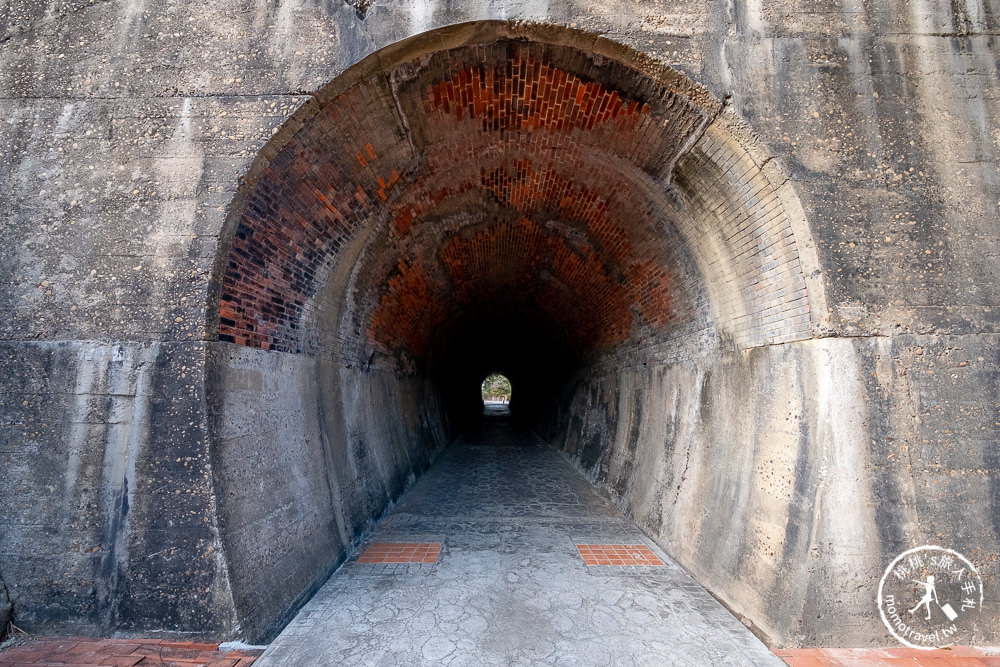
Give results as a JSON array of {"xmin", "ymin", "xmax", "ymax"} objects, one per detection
[{"xmin": 909, "ymin": 576, "xmax": 939, "ymax": 620}]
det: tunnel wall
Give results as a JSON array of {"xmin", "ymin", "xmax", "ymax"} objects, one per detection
[
  {"xmin": 1, "ymin": 0, "xmax": 999, "ymax": 649},
  {"xmin": 1, "ymin": 340, "xmax": 231, "ymax": 635},
  {"xmin": 539, "ymin": 335, "xmax": 1000, "ymax": 646},
  {"xmin": 206, "ymin": 345, "xmax": 450, "ymax": 641}
]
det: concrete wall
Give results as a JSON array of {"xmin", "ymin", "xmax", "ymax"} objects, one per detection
[
  {"xmin": 1, "ymin": 0, "xmax": 999, "ymax": 648},
  {"xmin": 538, "ymin": 334, "xmax": 1000, "ymax": 646},
  {"xmin": 206, "ymin": 344, "xmax": 450, "ymax": 641},
  {"xmin": 1, "ymin": 341, "xmax": 232, "ymax": 635}
]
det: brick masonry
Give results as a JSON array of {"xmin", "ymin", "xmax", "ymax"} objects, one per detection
[
  {"xmin": 216, "ymin": 37, "xmax": 818, "ymax": 369},
  {"xmin": 576, "ymin": 544, "xmax": 664, "ymax": 567},
  {"xmin": 356, "ymin": 542, "xmax": 442, "ymax": 564},
  {"xmin": 0, "ymin": 638, "xmax": 262, "ymax": 667}
]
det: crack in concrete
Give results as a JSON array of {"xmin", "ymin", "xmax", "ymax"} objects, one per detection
[{"xmin": 386, "ymin": 71, "xmax": 419, "ymax": 161}]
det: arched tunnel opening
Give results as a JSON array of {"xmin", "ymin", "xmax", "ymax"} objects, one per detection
[
  {"xmin": 206, "ymin": 22, "xmax": 832, "ymax": 645},
  {"xmin": 480, "ymin": 373, "xmax": 512, "ymax": 410}
]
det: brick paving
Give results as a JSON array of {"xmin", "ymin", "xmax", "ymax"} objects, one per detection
[
  {"xmin": 356, "ymin": 542, "xmax": 442, "ymax": 564},
  {"xmin": 0, "ymin": 638, "xmax": 261, "ymax": 667},
  {"xmin": 575, "ymin": 543, "xmax": 665, "ymax": 567},
  {"xmin": 775, "ymin": 646, "xmax": 1000, "ymax": 666}
]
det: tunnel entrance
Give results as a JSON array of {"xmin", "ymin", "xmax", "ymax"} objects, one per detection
[{"xmin": 207, "ymin": 21, "xmax": 835, "ymax": 646}]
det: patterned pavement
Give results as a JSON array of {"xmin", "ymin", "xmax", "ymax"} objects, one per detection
[{"xmin": 255, "ymin": 416, "xmax": 782, "ymax": 666}]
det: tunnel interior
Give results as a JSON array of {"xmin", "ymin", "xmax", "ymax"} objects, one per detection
[{"xmin": 206, "ymin": 22, "xmax": 826, "ymax": 644}]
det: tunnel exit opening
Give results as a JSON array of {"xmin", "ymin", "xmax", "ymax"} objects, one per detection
[
  {"xmin": 481, "ymin": 373, "xmax": 511, "ymax": 405},
  {"xmin": 207, "ymin": 21, "xmax": 831, "ymax": 646}
]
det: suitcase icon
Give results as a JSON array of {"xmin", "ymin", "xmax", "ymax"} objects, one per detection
[{"xmin": 940, "ymin": 603, "xmax": 958, "ymax": 621}]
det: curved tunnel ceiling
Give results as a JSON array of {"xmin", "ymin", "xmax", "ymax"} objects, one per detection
[{"xmin": 213, "ymin": 23, "xmax": 824, "ymax": 378}]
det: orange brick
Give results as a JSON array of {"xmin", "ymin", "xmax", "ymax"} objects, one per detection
[
  {"xmin": 358, "ymin": 542, "xmax": 441, "ymax": 564},
  {"xmin": 780, "ymin": 657, "xmax": 828, "ymax": 667},
  {"xmin": 576, "ymin": 543, "xmax": 664, "ymax": 567}
]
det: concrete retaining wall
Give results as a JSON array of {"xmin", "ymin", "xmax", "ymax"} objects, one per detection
[{"xmin": 539, "ymin": 334, "xmax": 1000, "ymax": 646}]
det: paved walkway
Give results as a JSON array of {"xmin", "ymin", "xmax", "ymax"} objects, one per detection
[
  {"xmin": 256, "ymin": 414, "xmax": 782, "ymax": 666},
  {"xmin": 2, "ymin": 413, "xmax": 995, "ymax": 665}
]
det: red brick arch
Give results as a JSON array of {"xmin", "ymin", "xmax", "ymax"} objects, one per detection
[
  {"xmin": 211, "ymin": 21, "xmax": 827, "ymax": 367},
  {"xmin": 205, "ymin": 20, "xmax": 831, "ymax": 643}
]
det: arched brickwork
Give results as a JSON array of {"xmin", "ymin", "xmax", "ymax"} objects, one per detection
[
  {"xmin": 204, "ymin": 22, "xmax": 832, "ymax": 643},
  {"xmin": 209, "ymin": 23, "xmax": 826, "ymax": 648},
  {"xmin": 211, "ymin": 23, "xmax": 826, "ymax": 369}
]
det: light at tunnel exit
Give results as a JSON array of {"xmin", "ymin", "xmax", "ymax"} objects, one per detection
[{"xmin": 481, "ymin": 373, "xmax": 512, "ymax": 403}]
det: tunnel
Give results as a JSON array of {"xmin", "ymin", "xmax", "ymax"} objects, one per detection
[
  {"xmin": 5, "ymin": 0, "xmax": 1000, "ymax": 654},
  {"xmin": 204, "ymin": 22, "xmax": 840, "ymax": 645}
]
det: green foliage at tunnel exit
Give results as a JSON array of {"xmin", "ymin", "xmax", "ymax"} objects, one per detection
[{"xmin": 481, "ymin": 373, "xmax": 512, "ymax": 401}]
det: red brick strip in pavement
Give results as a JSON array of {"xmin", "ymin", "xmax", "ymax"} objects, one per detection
[
  {"xmin": 7, "ymin": 637, "xmax": 998, "ymax": 665},
  {"xmin": 0, "ymin": 638, "xmax": 262, "ymax": 666},
  {"xmin": 356, "ymin": 542, "xmax": 442, "ymax": 564},
  {"xmin": 774, "ymin": 646, "xmax": 1000, "ymax": 666},
  {"xmin": 575, "ymin": 543, "xmax": 664, "ymax": 567}
]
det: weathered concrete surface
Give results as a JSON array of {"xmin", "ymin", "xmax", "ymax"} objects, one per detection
[
  {"xmin": 538, "ymin": 334, "xmax": 1000, "ymax": 646},
  {"xmin": 257, "ymin": 417, "xmax": 782, "ymax": 666},
  {"xmin": 1, "ymin": 340, "xmax": 232, "ymax": 634},
  {"xmin": 206, "ymin": 343, "xmax": 450, "ymax": 641},
  {"xmin": 0, "ymin": 0, "xmax": 998, "ymax": 649}
]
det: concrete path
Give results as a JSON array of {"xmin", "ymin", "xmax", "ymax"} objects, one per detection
[{"xmin": 256, "ymin": 415, "xmax": 782, "ymax": 666}]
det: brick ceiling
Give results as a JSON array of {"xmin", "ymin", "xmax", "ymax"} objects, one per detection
[{"xmin": 216, "ymin": 37, "xmax": 719, "ymax": 368}]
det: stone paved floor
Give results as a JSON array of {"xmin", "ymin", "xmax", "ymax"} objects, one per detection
[{"xmin": 256, "ymin": 414, "xmax": 783, "ymax": 666}]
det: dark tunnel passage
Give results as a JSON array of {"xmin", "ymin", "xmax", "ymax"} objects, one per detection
[
  {"xmin": 436, "ymin": 315, "xmax": 583, "ymax": 428},
  {"xmin": 205, "ymin": 22, "xmax": 829, "ymax": 644}
]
